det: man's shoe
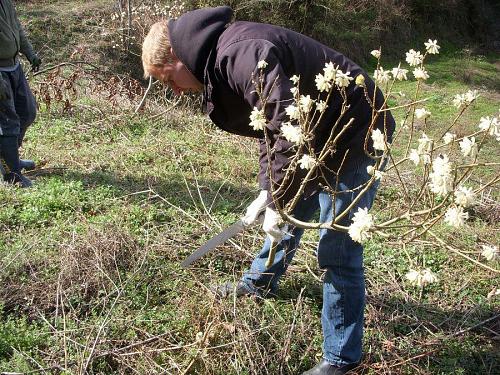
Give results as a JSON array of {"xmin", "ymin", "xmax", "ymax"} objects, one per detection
[
  {"xmin": 210, "ymin": 281, "xmax": 255, "ymax": 299},
  {"xmin": 3, "ymin": 172, "xmax": 33, "ymax": 188},
  {"xmin": 302, "ymin": 359, "xmax": 359, "ymax": 375},
  {"xmin": 20, "ymin": 159, "xmax": 36, "ymax": 171}
]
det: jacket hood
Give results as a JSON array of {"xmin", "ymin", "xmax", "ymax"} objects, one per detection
[{"xmin": 168, "ymin": 6, "xmax": 233, "ymax": 83}]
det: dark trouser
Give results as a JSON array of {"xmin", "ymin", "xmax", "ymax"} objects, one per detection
[{"xmin": 0, "ymin": 65, "xmax": 37, "ymax": 174}]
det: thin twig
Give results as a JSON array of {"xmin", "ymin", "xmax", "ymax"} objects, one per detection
[{"xmin": 134, "ymin": 76, "xmax": 152, "ymax": 113}]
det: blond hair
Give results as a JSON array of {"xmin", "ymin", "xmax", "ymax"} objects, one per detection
[{"xmin": 142, "ymin": 21, "xmax": 173, "ymax": 78}]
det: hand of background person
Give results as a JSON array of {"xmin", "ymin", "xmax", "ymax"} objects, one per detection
[
  {"xmin": 0, "ymin": 76, "xmax": 10, "ymax": 101},
  {"xmin": 241, "ymin": 190, "xmax": 268, "ymax": 226},
  {"xmin": 262, "ymin": 207, "xmax": 286, "ymax": 244},
  {"xmin": 30, "ymin": 55, "xmax": 42, "ymax": 72}
]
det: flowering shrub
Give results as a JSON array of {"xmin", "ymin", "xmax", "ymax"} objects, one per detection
[
  {"xmin": 107, "ymin": 1, "xmax": 185, "ymax": 52},
  {"xmin": 250, "ymin": 39, "xmax": 499, "ymax": 289}
]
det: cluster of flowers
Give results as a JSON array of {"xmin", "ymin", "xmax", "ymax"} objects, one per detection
[
  {"xmin": 366, "ymin": 41, "xmax": 498, "ymax": 287},
  {"xmin": 250, "ymin": 59, "xmax": 356, "ymax": 172},
  {"xmin": 247, "ymin": 40, "xmax": 498, "ymax": 290},
  {"xmin": 405, "ymin": 268, "xmax": 438, "ymax": 287},
  {"xmin": 370, "ymin": 39, "xmax": 439, "ymax": 88},
  {"xmin": 481, "ymin": 245, "xmax": 499, "ymax": 261},
  {"xmin": 315, "ymin": 62, "xmax": 354, "ymax": 91},
  {"xmin": 409, "ymin": 111, "xmax": 499, "ymax": 231},
  {"xmin": 348, "ymin": 208, "xmax": 375, "ymax": 243},
  {"xmin": 408, "ymin": 244, "xmax": 498, "ymax": 288},
  {"xmin": 108, "ymin": 1, "xmax": 185, "ymax": 51},
  {"xmin": 371, "ymin": 39, "xmax": 441, "ymax": 126},
  {"xmin": 110, "ymin": 1, "xmax": 171, "ymax": 21}
]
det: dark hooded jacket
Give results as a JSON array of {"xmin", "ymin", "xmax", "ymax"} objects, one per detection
[
  {"xmin": 168, "ymin": 6, "xmax": 395, "ymax": 209},
  {"xmin": 0, "ymin": 0, "xmax": 36, "ymax": 66}
]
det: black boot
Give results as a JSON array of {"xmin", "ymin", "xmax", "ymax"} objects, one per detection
[
  {"xmin": 0, "ymin": 136, "xmax": 32, "ymax": 188},
  {"xmin": 20, "ymin": 159, "xmax": 36, "ymax": 171},
  {"xmin": 302, "ymin": 359, "xmax": 359, "ymax": 375},
  {"xmin": 3, "ymin": 172, "xmax": 32, "ymax": 187}
]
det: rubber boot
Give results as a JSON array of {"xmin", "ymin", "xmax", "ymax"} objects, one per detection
[
  {"xmin": 20, "ymin": 159, "xmax": 36, "ymax": 171},
  {"xmin": 0, "ymin": 136, "xmax": 32, "ymax": 188},
  {"xmin": 301, "ymin": 359, "xmax": 359, "ymax": 375}
]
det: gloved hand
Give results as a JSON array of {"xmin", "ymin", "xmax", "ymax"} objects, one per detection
[
  {"xmin": 30, "ymin": 55, "xmax": 42, "ymax": 72},
  {"xmin": 0, "ymin": 76, "xmax": 9, "ymax": 101},
  {"xmin": 262, "ymin": 207, "xmax": 286, "ymax": 244},
  {"xmin": 241, "ymin": 190, "xmax": 268, "ymax": 226}
]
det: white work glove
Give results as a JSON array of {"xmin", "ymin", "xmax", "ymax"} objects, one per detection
[
  {"xmin": 262, "ymin": 207, "xmax": 286, "ymax": 244},
  {"xmin": 241, "ymin": 190, "xmax": 268, "ymax": 226}
]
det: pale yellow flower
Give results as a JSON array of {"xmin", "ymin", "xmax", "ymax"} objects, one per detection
[
  {"xmin": 465, "ymin": 89, "xmax": 479, "ymax": 103},
  {"xmin": 355, "ymin": 74, "xmax": 365, "ymax": 86},
  {"xmin": 406, "ymin": 268, "xmax": 438, "ymax": 287},
  {"xmin": 285, "ymin": 104, "xmax": 300, "ymax": 120},
  {"xmin": 415, "ymin": 108, "xmax": 431, "ymax": 119},
  {"xmin": 257, "ymin": 60, "xmax": 268, "ymax": 69},
  {"xmin": 315, "ymin": 73, "xmax": 332, "ymax": 92},
  {"xmin": 316, "ymin": 100, "xmax": 328, "ymax": 112},
  {"xmin": 424, "ymin": 39, "xmax": 440, "ymax": 54},
  {"xmin": 478, "ymin": 116, "xmax": 499, "ymax": 137},
  {"xmin": 417, "ymin": 133, "xmax": 432, "ymax": 154},
  {"xmin": 374, "ymin": 67, "xmax": 391, "ymax": 85},
  {"xmin": 299, "ymin": 95, "xmax": 314, "ymax": 113},
  {"xmin": 444, "ymin": 206, "xmax": 469, "ymax": 228},
  {"xmin": 429, "ymin": 155, "xmax": 453, "ymax": 196},
  {"xmin": 281, "ymin": 123, "xmax": 304, "ymax": 145},
  {"xmin": 348, "ymin": 207, "xmax": 374, "ymax": 243},
  {"xmin": 298, "ymin": 154, "xmax": 316, "ymax": 170},
  {"xmin": 367, "ymin": 165, "xmax": 384, "ymax": 180},
  {"xmin": 452, "ymin": 93, "xmax": 467, "ymax": 108},
  {"xmin": 481, "ymin": 245, "xmax": 498, "ymax": 261},
  {"xmin": 459, "ymin": 136, "xmax": 478, "ymax": 158},
  {"xmin": 335, "ymin": 70, "xmax": 353, "ymax": 88},
  {"xmin": 371, "ymin": 49, "xmax": 381, "ymax": 59},
  {"xmin": 405, "ymin": 49, "xmax": 423, "ymax": 66},
  {"xmin": 443, "ymin": 132, "xmax": 456, "ymax": 145},
  {"xmin": 290, "ymin": 75, "xmax": 300, "ymax": 84},
  {"xmin": 409, "ymin": 149, "xmax": 420, "ymax": 166},
  {"xmin": 454, "ymin": 186, "xmax": 476, "ymax": 208},
  {"xmin": 391, "ymin": 67, "xmax": 408, "ymax": 81},
  {"xmin": 413, "ymin": 67, "xmax": 429, "ymax": 80},
  {"xmin": 371, "ymin": 128, "xmax": 386, "ymax": 151},
  {"xmin": 249, "ymin": 107, "xmax": 266, "ymax": 131},
  {"xmin": 323, "ymin": 62, "xmax": 337, "ymax": 81}
]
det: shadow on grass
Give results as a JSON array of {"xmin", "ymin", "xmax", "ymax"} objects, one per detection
[
  {"xmin": 278, "ymin": 275, "xmax": 499, "ymax": 374},
  {"xmin": 28, "ymin": 166, "xmax": 253, "ymax": 213},
  {"xmin": 361, "ymin": 292, "xmax": 499, "ymax": 374}
]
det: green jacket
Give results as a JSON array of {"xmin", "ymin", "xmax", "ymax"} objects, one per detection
[{"xmin": 0, "ymin": 0, "xmax": 36, "ymax": 66}]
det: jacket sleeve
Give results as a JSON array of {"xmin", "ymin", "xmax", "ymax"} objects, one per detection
[
  {"xmin": 217, "ymin": 40, "xmax": 307, "ymax": 210},
  {"xmin": 12, "ymin": 4, "xmax": 36, "ymax": 62}
]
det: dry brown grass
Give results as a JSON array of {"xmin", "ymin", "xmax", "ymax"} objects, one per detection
[{"xmin": 1, "ymin": 225, "xmax": 143, "ymax": 317}]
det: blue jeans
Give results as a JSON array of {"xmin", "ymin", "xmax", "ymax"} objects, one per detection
[{"xmin": 242, "ymin": 154, "xmax": 379, "ymax": 366}]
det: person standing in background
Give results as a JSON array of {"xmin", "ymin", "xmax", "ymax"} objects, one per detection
[{"xmin": 0, "ymin": 0, "xmax": 42, "ymax": 187}]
